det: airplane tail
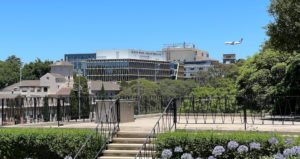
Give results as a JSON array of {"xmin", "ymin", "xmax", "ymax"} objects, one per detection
[{"xmin": 240, "ymin": 38, "xmax": 243, "ymax": 43}]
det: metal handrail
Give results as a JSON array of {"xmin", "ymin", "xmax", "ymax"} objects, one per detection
[
  {"xmin": 73, "ymin": 99, "xmax": 120, "ymax": 159},
  {"xmin": 135, "ymin": 98, "xmax": 176, "ymax": 159}
]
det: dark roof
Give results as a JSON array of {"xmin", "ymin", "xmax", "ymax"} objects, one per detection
[
  {"xmin": 48, "ymin": 87, "xmax": 72, "ymax": 97},
  {"xmin": 90, "ymin": 81, "xmax": 120, "ymax": 91},
  {"xmin": 1, "ymin": 80, "xmax": 43, "ymax": 92},
  {"xmin": 19, "ymin": 80, "xmax": 41, "ymax": 87}
]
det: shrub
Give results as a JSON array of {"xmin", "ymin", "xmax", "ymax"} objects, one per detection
[
  {"xmin": 156, "ymin": 130, "xmax": 300, "ymax": 159},
  {"xmin": 0, "ymin": 128, "xmax": 103, "ymax": 159}
]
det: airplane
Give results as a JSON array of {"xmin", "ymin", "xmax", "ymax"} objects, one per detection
[{"xmin": 225, "ymin": 38, "xmax": 243, "ymax": 45}]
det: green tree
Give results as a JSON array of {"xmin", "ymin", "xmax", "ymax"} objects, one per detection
[
  {"xmin": 70, "ymin": 74, "xmax": 89, "ymax": 119},
  {"xmin": 158, "ymin": 79, "xmax": 198, "ymax": 97},
  {"xmin": 266, "ymin": 0, "xmax": 300, "ymax": 53},
  {"xmin": 22, "ymin": 58, "xmax": 53, "ymax": 80},
  {"xmin": 99, "ymin": 83, "xmax": 106, "ymax": 99},
  {"xmin": 0, "ymin": 55, "xmax": 22, "ymax": 89}
]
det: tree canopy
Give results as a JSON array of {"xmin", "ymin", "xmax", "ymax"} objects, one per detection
[
  {"xmin": 22, "ymin": 59, "xmax": 53, "ymax": 80},
  {"xmin": 266, "ymin": 0, "xmax": 300, "ymax": 53}
]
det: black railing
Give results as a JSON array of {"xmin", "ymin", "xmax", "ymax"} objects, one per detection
[
  {"xmin": 74, "ymin": 99, "xmax": 120, "ymax": 159},
  {"xmin": 177, "ymin": 96, "xmax": 300, "ymax": 126},
  {"xmin": 135, "ymin": 98, "xmax": 177, "ymax": 159}
]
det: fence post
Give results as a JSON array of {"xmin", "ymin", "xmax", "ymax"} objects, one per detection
[
  {"xmin": 116, "ymin": 99, "xmax": 120, "ymax": 123},
  {"xmin": 34, "ymin": 98, "xmax": 37, "ymax": 123},
  {"xmin": 57, "ymin": 98, "xmax": 61, "ymax": 127},
  {"xmin": 1, "ymin": 99, "xmax": 4, "ymax": 126},
  {"xmin": 173, "ymin": 98, "xmax": 177, "ymax": 130},
  {"xmin": 243, "ymin": 106, "xmax": 247, "ymax": 131}
]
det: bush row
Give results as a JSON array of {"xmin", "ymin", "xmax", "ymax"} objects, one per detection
[
  {"xmin": 156, "ymin": 130, "xmax": 300, "ymax": 159},
  {"xmin": 0, "ymin": 128, "xmax": 103, "ymax": 159}
]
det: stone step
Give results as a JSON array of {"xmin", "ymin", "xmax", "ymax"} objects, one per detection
[
  {"xmin": 117, "ymin": 131, "xmax": 151, "ymax": 138},
  {"xmin": 102, "ymin": 150, "xmax": 155, "ymax": 157},
  {"xmin": 112, "ymin": 138, "xmax": 149, "ymax": 144},
  {"xmin": 107, "ymin": 143, "xmax": 154, "ymax": 150}
]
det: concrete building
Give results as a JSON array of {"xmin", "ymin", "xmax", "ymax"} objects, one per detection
[
  {"xmin": 163, "ymin": 43, "xmax": 209, "ymax": 62},
  {"xmin": 96, "ymin": 49, "xmax": 166, "ymax": 61},
  {"xmin": 223, "ymin": 54, "xmax": 236, "ymax": 64},
  {"xmin": 184, "ymin": 59, "xmax": 219, "ymax": 79}
]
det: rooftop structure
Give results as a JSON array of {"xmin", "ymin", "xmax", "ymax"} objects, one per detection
[
  {"xmin": 96, "ymin": 49, "xmax": 166, "ymax": 61},
  {"xmin": 163, "ymin": 42, "xmax": 209, "ymax": 62},
  {"xmin": 50, "ymin": 61, "xmax": 73, "ymax": 79},
  {"xmin": 223, "ymin": 53, "xmax": 236, "ymax": 64}
]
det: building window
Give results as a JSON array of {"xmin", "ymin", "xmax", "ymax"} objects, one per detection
[
  {"xmin": 46, "ymin": 77, "xmax": 49, "ymax": 80},
  {"xmin": 37, "ymin": 88, "xmax": 41, "ymax": 92},
  {"xmin": 44, "ymin": 87, "xmax": 48, "ymax": 92},
  {"xmin": 190, "ymin": 68, "xmax": 194, "ymax": 70}
]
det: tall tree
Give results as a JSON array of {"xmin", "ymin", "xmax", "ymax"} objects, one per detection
[
  {"xmin": 0, "ymin": 55, "xmax": 21, "ymax": 89},
  {"xmin": 70, "ymin": 74, "xmax": 89, "ymax": 119},
  {"xmin": 266, "ymin": 0, "xmax": 300, "ymax": 53},
  {"xmin": 22, "ymin": 58, "xmax": 53, "ymax": 80}
]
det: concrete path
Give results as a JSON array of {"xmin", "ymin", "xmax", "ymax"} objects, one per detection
[{"xmin": 3, "ymin": 115, "xmax": 300, "ymax": 134}]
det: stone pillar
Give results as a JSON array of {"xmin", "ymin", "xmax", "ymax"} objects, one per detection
[
  {"xmin": 95, "ymin": 99, "xmax": 117, "ymax": 123},
  {"xmin": 119, "ymin": 100, "xmax": 134, "ymax": 123}
]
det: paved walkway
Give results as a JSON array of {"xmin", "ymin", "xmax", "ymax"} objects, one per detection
[{"xmin": 3, "ymin": 115, "xmax": 300, "ymax": 134}]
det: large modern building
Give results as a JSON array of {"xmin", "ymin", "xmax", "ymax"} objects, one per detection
[
  {"xmin": 163, "ymin": 43, "xmax": 209, "ymax": 62},
  {"xmin": 85, "ymin": 59, "xmax": 172, "ymax": 81},
  {"xmin": 64, "ymin": 53, "xmax": 96, "ymax": 74},
  {"xmin": 184, "ymin": 59, "xmax": 219, "ymax": 79}
]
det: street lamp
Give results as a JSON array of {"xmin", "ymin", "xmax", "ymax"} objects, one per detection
[{"xmin": 155, "ymin": 63, "xmax": 160, "ymax": 83}]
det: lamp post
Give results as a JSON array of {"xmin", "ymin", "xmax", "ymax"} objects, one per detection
[{"xmin": 155, "ymin": 63, "xmax": 160, "ymax": 83}]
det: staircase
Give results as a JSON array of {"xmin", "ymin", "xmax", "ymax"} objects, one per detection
[{"xmin": 98, "ymin": 131, "xmax": 155, "ymax": 159}]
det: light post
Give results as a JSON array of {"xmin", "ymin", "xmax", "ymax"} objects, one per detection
[
  {"xmin": 155, "ymin": 63, "xmax": 160, "ymax": 83},
  {"xmin": 19, "ymin": 62, "xmax": 23, "ymax": 89}
]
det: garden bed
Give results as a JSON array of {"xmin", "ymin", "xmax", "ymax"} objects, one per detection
[
  {"xmin": 156, "ymin": 130, "xmax": 300, "ymax": 159},
  {"xmin": 0, "ymin": 128, "xmax": 103, "ymax": 159}
]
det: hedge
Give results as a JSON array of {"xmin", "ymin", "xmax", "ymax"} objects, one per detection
[
  {"xmin": 156, "ymin": 130, "xmax": 300, "ymax": 159},
  {"xmin": 0, "ymin": 128, "xmax": 103, "ymax": 159}
]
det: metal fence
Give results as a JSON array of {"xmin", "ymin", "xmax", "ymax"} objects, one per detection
[
  {"xmin": 135, "ymin": 98, "xmax": 177, "ymax": 159},
  {"xmin": 177, "ymin": 96, "xmax": 300, "ymax": 126}
]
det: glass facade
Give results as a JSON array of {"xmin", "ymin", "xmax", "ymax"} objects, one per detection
[
  {"xmin": 85, "ymin": 59, "xmax": 171, "ymax": 81},
  {"xmin": 64, "ymin": 53, "xmax": 96, "ymax": 75}
]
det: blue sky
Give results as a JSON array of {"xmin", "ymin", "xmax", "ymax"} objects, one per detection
[{"xmin": 0, "ymin": 0, "xmax": 271, "ymax": 63}]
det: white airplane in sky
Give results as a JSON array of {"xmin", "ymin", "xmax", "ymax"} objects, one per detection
[{"xmin": 225, "ymin": 38, "xmax": 243, "ymax": 45}]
